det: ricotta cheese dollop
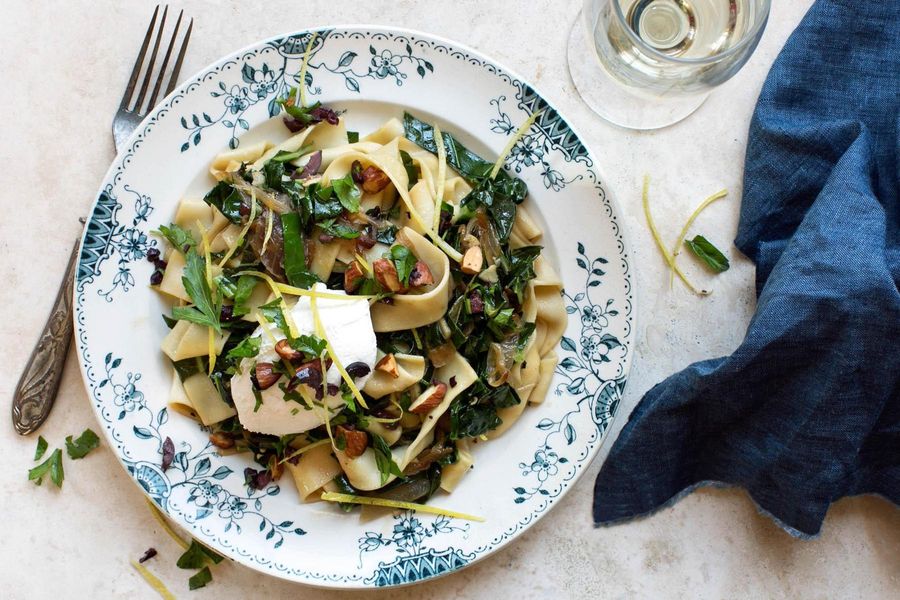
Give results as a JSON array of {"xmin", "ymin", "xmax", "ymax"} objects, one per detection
[{"xmin": 231, "ymin": 284, "xmax": 377, "ymax": 436}]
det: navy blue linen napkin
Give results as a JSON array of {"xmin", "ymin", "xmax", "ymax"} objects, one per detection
[{"xmin": 593, "ymin": 0, "xmax": 900, "ymax": 538}]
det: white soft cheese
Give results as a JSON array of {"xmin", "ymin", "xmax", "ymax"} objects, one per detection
[{"xmin": 231, "ymin": 284, "xmax": 377, "ymax": 436}]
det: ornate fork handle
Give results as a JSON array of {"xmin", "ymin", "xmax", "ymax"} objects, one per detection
[{"xmin": 12, "ymin": 242, "xmax": 78, "ymax": 435}]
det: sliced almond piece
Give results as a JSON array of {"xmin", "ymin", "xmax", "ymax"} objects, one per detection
[
  {"xmin": 461, "ymin": 246, "xmax": 483, "ymax": 275},
  {"xmin": 361, "ymin": 166, "xmax": 391, "ymax": 193},
  {"xmin": 408, "ymin": 260, "xmax": 434, "ymax": 287},
  {"xmin": 275, "ymin": 339, "xmax": 303, "ymax": 362},
  {"xmin": 409, "ymin": 382, "xmax": 448, "ymax": 414},
  {"xmin": 254, "ymin": 362, "xmax": 281, "ymax": 390},
  {"xmin": 373, "ymin": 258, "xmax": 404, "ymax": 292},
  {"xmin": 344, "ymin": 260, "xmax": 366, "ymax": 293},
  {"xmin": 375, "ymin": 353, "xmax": 400, "ymax": 378},
  {"xmin": 336, "ymin": 425, "xmax": 368, "ymax": 459}
]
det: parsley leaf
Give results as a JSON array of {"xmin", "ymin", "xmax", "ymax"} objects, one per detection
[
  {"xmin": 65, "ymin": 428, "xmax": 100, "ymax": 459},
  {"xmin": 685, "ymin": 235, "xmax": 730, "ymax": 272},
  {"xmin": 34, "ymin": 436, "xmax": 48, "ymax": 461},
  {"xmin": 231, "ymin": 275, "xmax": 258, "ymax": 316},
  {"xmin": 347, "ymin": 131, "xmax": 359, "ymax": 143},
  {"xmin": 156, "ymin": 224, "xmax": 196, "ymax": 252},
  {"xmin": 188, "ymin": 567, "xmax": 213, "ymax": 590},
  {"xmin": 291, "ymin": 334, "xmax": 328, "ymax": 359},
  {"xmin": 258, "ymin": 300, "xmax": 292, "ymax": 339},
  {"xmin": 225, "ymin": 336, "xmax": 261, "ymax": 361},
  {"xmin": 371, "ymin": 433, "xmax": 402, "ymax": 485},
  {"xmin": 28, "ymin": 448, "xmax": 64, "ymax": 488},
  {"xmin": 177, "ymin": 540, "xmax": 224, "ymax": 569},
  {"xmin": 319, "ymin": 219, "xmax": 361, "ymax": 239},
  {"xmin": 390, "ymin": 245, "xmax": 418, "ymax": 286},
  {"xmin": 172, "ymin": 250, "xmax": 222, "ymax": 334},
  {"xmin": 399, "ymin": 149, "xmax": 418, "ymax": 189},
  {"xmin": 332, "ymin": 173, "xmax": 361, "ymax": 213}
]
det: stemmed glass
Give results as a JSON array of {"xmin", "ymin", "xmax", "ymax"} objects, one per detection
[{"xmin": 568, "ymin": 0, "xmax": 771, "ymax": 130}]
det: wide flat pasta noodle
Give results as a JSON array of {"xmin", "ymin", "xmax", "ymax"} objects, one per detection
[
  {"xmin": 335, "ymin": 444, "xmax": 408, "ymax": 491},
  {"xmin": 286, "ymin": 443, "xmax": 342, "ymax": 501},
  {"xmin": 361, "ymin": 117, "xmax": 404, "ymax": 144},
  {"xmin": 369, "ymin": 227, "xmax": 451, "ymax": 332},
  {"xmin": 528, "ymin": 352, "xmax": 559, "ymax": 406},
  {"xmin": 210, "ymin": 141, "xmax": 271, "ymax": 179},
  {"xmin": 440, "ymin": 439, "xmax": 473, "ymax": 492},
  {"xmin": 400, "ymin": 352, "xmax": 477, "ymax": 470},
  {"xmin": 167, "ymin": 370, "xmax": 198, "ymax": 420},
  {"xmin": 363, "ymin": 352, "xmax": 426, "ymax": 399}
]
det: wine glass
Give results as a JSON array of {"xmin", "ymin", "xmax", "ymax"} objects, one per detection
[{"xmin": 568, "ymin": 0, "xmax": 771, "ymax": 130}]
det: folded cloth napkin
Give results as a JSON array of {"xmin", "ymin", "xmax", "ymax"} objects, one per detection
[{"xmin": 593, "ymin": 0, "xmax": 900, "ymax": 538}]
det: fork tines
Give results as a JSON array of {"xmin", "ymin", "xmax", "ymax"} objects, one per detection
[{"xmin": 120, "ymin": 4, "xmax": 193, "ymax": 116}]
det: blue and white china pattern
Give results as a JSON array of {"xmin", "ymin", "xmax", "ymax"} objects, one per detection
[{"xmin": 75, "ymin": 27, "xmax": 633, "ymax": 588}]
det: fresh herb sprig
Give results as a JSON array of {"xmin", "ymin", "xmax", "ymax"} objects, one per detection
[
  {"xmin": 685, "ymin": 235, "xmax": 730, "ymax": 272},
  {"xmin": 172, "ymin": 250, "xmax": 222, "ymax": 333}
]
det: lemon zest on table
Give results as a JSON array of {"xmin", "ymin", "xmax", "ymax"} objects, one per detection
[
  {"xmin": 130, "ymin": 560, "xmax": 175, "ymax": 600},
  {"xmin": 432, "ymin": 124, "xmax": 446, "ymax": 231},
  {"xmin": 218, "ymin": 188, "xmax": 257, "ymax": 267},
  {"xmin": 668, "ymin": 188, "xmax": 728, "ymax": 287},
  {"xmin": 279, "ymin": 438, "xmax": 332, "ymax": 465},
  {"xmin": 319, "ymin": 492, "xmax": 485, "ymax": 522},
  {"xmin": 310, "ymin": 294, "xmax": 369, "ymax": 410},
  {"xmin": 298, "ymin": 32, "xmax": 318, "ymax": 107},
  {"xmin": 145, "ymin": 498, "xmax": 189, "ymax": 550},
  {"xmin": 490, "ymin": 110, "xmax": 542, "ymax": 180},
  {"xmin": 642, "ymin": 176, "xmax": 709, "ymax": 296}
]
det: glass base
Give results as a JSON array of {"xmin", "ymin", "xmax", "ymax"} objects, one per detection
[{"xmin": 567, "ymin": 12, "xmax": 708, "ymax": 131}]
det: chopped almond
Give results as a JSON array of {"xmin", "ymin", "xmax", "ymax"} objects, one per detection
[
  {"xmin": 275, "ymin": 339, "xmax": 303, "ymax": 362},
  {"xmin": 344, "ymin": 260, "xmax": 366, "ymax": 293},
  {"xmin": 336, "ymin": 425, "xmax": 368, "ymax": 459},
  {"xmin": 375, "ymin": 353, "xmax": 400, "ymax": 378},
  {"xmin": 408, "ymin": 260, "xmax": 434, "ymax": 287},
  {"xmin": 254, "ymin": 362, "xmax": 281, "ymax": 390},
  {"xmin": 461, "ymin": 246, "xmax": 484, "ymax": 275},
  {"xmin": 373, "ymin": 258, "xmax": 404, "ymax": 292},
  {"xmin": 409, "ymin": 382, "xmax": 448, "ymax": 414},
  {"xmin": 361, "ymin": 166, "xmax": 391, "ymax": 193},
  {"xmin": 209, "ymin": 432, "xmax": 235, "ymax": 450}
]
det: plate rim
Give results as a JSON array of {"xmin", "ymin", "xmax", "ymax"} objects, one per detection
[{"xmin": 73, "ymin": 23, "xmax": 636, "ymax": 589}]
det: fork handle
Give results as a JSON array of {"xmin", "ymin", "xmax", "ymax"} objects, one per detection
[{"xmin": 12, "ymin": 242, "xmax": 78, "ymax": 435}]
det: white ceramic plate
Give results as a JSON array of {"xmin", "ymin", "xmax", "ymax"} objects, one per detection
[{"xmin": 75, "ymin": 26, "xmax": 633, "ymax": 588}]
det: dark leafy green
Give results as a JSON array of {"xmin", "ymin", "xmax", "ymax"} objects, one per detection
[
  {"xmin": 203, "ymin": 181, "xmax": 244, "ymax": 224},
  {"xmin": 310, "ymin": 184, "xmax": 345, "ymax": 221},
  {"xmin": 685, "ymin": 235, "xmax": 730, "ymax": 272},
  {"xmin": 231, "ymin": 275, "xmax": 258, "ymax": 316},
  {"xmin": 177, "ymin": 540, "xmax": 224, "ymax": 569},
  {"xmin": 281, "ymin": 212, "xmax": 318, "ymax": 287},
  {"xmin": 332, "ymin": 173, "xmax": 362, "ymax": 213},
  {"xmin": 319, "ymin": 219, "xmax": 361, "ymax": 239},
  {"xmin": 449, "ymin": 382, "xmax": 520, "ymax": 439},
  {"xmin": 225, "ymin": 336, "xmax": 260, "ymax": 361},
  {"xmin": 172, "ymin": 251, "xmax": 222, "ymax": 333},
  {"xmin": 270, "ymin": 146, "xmax": 312, "ymax": 163},
  {"xmin": 65, "ymin": 428, "xmax": 100, "ymax": 459}
]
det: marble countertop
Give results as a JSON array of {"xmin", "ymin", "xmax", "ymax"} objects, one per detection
[{"xmin": 1, "ymin": 1, "xmax": 897, "ymax": 597}]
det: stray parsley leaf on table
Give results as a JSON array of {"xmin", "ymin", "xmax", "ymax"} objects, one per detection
[
  {"xmin": 34, "ymin": 436, "xmax": 48, "ymax": 460},
  {"xmin": 188, "ymin": 566, "xmax": 213, "ymax": 590},
  {"xmin": 28, "ymin": 448, "xmax": 64, "ymax": 488},
  {"xmin": 65, "ymin": 428, "xmax": 100, "ymax": 459}
]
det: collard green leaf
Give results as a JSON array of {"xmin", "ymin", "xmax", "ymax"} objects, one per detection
[
  {"xmin": 281, "ymin": 212, "xmax": 318, "ymax": 287},
  {"xmin": 319, "ymin": 219, "xmax": 361, "ymax": 239},
  {"xmin": 685, "ymin": 235, "xmax": 730, "ymax": 272},
  {"xmin": 203, "ymin": 181, "xmax": 244, "ymax": 224},
  {"xmin": 399, "ymin": 149, "xmax": 418, "ymax": 189}
]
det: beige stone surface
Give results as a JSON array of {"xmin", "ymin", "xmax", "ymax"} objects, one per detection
[{"xmin": 1, "ymin": 0, "xmax": 897, "ymax": 598}]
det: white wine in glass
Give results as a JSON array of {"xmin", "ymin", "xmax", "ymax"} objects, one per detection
[{"xmin": 568, "ymin": 0, "xmax": 770, "ymax": 129}]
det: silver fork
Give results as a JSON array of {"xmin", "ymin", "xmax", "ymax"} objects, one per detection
[{"xmin": 12, "ymin": 5, "xmax": 193, "ymax": 435}]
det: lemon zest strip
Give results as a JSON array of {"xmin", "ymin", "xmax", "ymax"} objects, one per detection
[
  {"xmin": 490, "ymin": 111, "xmax": 541, "ymax": 180},
  {"xmin": 298, "ymin": 32, "xmax": 318, "ymax": 107},
  {"xmin": 668, "ymin": 189, "xmax": 728, "ymax": 287},
  {"xmin": 320, "ymin": 492, "xmax": 485, "ymax": 522},
  {"xmin": 130, "ymin": 561, "xmax": 176, "ymax": 600}
]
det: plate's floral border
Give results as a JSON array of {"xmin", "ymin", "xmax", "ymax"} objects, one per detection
[{"xmin": 75, "ymin": 27, "xmax": 633, "ymax": 588}]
